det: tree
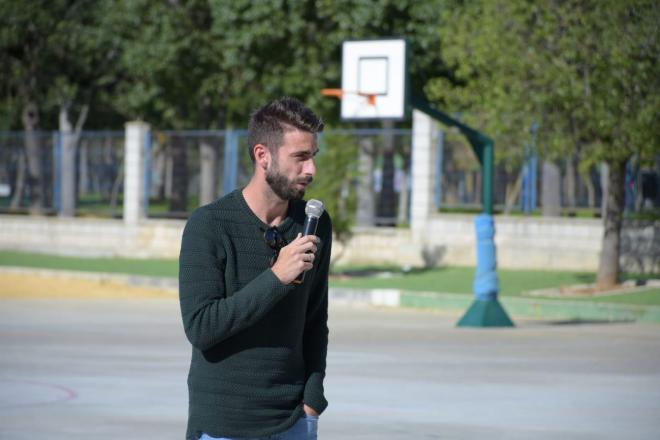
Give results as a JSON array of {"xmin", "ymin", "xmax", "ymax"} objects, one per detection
[
  {"xmin": 2, "ymin": 0, "xmax": 451, "ymax": 235},
  {"xmin": 109, "ymin": 0, "xmax": 215, "ymax": 213},
  {"xmin": 0, "ymin": 0, "xmax": 125, "ymax": 214},
  {"xmin": 51, "ymin": 0, "xmax": 122, "ymax": 216},
  {"xmin": 428, "ymin": 0, "xmax": 659, "ymax": 288},
  {"xmin": 109, "ymin": 0, "xmax": 448, "ymax": 228},
  {"xmin": 0, "ymin": 0, "xmax": 61, "ymax": 213},
  {"xmin": 110, "ymin": 0, "xmax": 342, "ymax": 212},
  {"xmin": 577, "ymin": 1, "xmax": 660, "ymax": 287}
]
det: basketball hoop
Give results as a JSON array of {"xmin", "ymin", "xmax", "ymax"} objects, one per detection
[{"xmin": 321, "ymin": 88, "xmax": 377, "ymax": 106}]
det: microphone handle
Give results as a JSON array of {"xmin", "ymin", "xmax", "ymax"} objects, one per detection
[
  {"xmin": 302, "ymin": 215, "xmax": 319, "ymax": 236},
  {"xmin": 293, "ymin": 215, "xmax": 319, "ymax": 284}
]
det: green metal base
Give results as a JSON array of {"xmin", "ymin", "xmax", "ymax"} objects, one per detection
[{"xmin": 457, "ymin": 299, "xmax": 515, "ymax": 327}]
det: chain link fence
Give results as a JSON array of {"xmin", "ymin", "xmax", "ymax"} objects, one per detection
[
  {"xmin": 1, "ymin": 129, "xmax": 658, "ymax": 222},
  {"xmin": 72, "ymin": 131, "xmax": 125, "ymax": 217},
  {"xmin": 0, "ymin": 132, "xmax": 56, "ymax": 214}
]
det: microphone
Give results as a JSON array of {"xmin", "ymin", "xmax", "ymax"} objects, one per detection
[{"xmin": 293, "ymin": 199, "xmax": 324, "ymax": 284}]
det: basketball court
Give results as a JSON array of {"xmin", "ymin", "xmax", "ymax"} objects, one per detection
[{"xmin": 1, "ymin": 289, "xmax": 659, "ymax": 439}]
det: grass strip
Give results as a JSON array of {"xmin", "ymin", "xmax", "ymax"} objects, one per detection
[
  {"xmin": 1, "ymin": 251, "xmax": 657, "ymax": 306},
  {"xmin": 0, "ymin": 250, "xmax": 178, "ymax": 277}
]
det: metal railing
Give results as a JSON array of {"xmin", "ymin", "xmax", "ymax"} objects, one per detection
[{"xmin": 1, "ymin": 129, "xmax": 658, "ymax": 222}]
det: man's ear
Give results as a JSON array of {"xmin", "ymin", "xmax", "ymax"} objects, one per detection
[{"xmin": 253, "ymin": 144, "xmax": 270, "ymax": 170}]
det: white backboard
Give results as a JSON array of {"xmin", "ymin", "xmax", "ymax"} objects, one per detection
[{"xmin": 341, "ymin": 39, "xmax": 408, "ymax": 120}]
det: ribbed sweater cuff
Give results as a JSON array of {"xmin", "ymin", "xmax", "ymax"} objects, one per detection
[
  {"xmin": 303, "ymin": 372, "xmax": 328, "ymax": 414},
  {"xmin": 263, "ymin": 268, "xmax": 297, "ymax": 294},
  {"xmin": 250, "ymin": 270, "xmax": 297, "ymax": 313}
]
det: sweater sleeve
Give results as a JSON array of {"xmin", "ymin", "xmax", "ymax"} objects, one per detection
[
  {"xmin": 302, "ymin": 215, "xmax": 331, "ymax": 414},
  {"xmin": 179, "ymin": 208, "xmax": 295, "ymax": 352}
]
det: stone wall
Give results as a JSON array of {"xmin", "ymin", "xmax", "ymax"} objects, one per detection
[
  {"xmin": 0, "ymin": 215, "xmax": 184, "ymax": 258},
  {"xmin": 0, "ymin": 214, "xmax": 657, "ymax": 273},
  {"xmin": 321, "ymin": 215, "xmax": 658, "ymax": 273},
  {"xmin": 332, "ymin": 215, "xmax": 604, "ymax": 271}
]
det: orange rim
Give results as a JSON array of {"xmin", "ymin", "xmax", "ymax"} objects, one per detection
[
  {"xmin": 321, "ymin": 88, "xmax": 377, "ymax": 106},
  {"xmin": 321, "ymin": 88, "xmax": 344, "ymax": 98}
]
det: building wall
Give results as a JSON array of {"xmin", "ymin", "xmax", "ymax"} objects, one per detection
[{"xmin": 0, "ymin": 215, "xmax": 657, "ymax": 273}]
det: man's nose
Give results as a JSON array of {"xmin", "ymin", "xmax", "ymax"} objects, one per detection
[{"xmin": 303, "ymin": 158, "xmax": 316, "ymax": 177}]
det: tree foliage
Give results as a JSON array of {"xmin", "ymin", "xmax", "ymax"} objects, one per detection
[
  {"xmin": 0, "ymin": 0, "xmax": 123, "ymax": 129},
  {"xmin": 0, "ymin": 0, "xmax": 451, "ymax": 234},
  {"xmin": 429, "ymin": 0, "xmax": 659, "ymax": 167},
  {"xmin": 1, "ymin": 0, "xmax": 449, "ymax": 131},
  {"xmin": 428, "ymin": 0, "xmax": 659, "ymax": 286},
  {"xmin": 305, "ymin": 133, "xmax": 359, "ymax": 257}
]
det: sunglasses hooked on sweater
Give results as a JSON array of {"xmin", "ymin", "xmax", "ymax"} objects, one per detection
[{"xmin": 264, "ymin": 226, "xmax": 287, "ymax": 267}]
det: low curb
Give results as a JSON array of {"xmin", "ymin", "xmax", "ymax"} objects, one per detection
[{"xmin": 330, "ymin": 288, "xmax": 660, "ymax": 324}]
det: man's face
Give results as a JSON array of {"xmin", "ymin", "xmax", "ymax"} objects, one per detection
[{"xmin": 265, "ymin": 129, "xmax": 318, "ymax": 201}]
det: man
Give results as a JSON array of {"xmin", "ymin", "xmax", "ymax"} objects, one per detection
[{"xmin": 179, "ymin": 97, "xmax": 331, "ymax": 440}]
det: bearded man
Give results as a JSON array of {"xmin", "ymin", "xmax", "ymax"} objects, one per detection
[{"xmin": 179, "ymin": 97, "xmax": 331, "ymax": 440}]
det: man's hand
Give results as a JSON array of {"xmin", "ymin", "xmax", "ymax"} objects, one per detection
[
  {"xmin": 303, "ymin": 404, "xmax": 319, "ymax": 417},
  {"xmin": 271, "ymin": 233, "xmax": 318, "ymax": 285}
]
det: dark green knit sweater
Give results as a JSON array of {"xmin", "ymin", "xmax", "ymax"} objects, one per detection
[{"xmin": 179, "ymin": 189, "xmax": 331, "ymax": 439}]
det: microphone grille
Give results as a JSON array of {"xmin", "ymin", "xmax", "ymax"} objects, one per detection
[{"xmin": 305, "ymin": 199, "xmax": 325, "ymax": 218}]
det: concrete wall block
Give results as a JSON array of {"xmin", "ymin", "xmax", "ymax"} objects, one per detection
[{"xmin": 0, "ymin": 216, "xmax": 657, "ymax": 273}]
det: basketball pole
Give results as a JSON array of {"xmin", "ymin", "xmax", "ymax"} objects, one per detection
[{"xmin": 411, "ymin": 97, "xmax": 514, "ymax": 328}]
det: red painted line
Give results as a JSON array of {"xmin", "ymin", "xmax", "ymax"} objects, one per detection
[{"xmin": 0, "ymin": 378, "xmax": 78, "ymax": 410}]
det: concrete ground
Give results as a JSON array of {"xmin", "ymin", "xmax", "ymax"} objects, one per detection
[{"xmin": 1, "ymin": 298, "xmax": 659, "ymax": 439}]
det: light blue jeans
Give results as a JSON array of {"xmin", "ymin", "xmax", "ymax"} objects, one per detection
[{"xmin": 199, "ymin": 414, "xmax": 318, "ymax": 440}]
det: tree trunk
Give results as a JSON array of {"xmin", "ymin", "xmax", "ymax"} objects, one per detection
[
  {"xmin": 541, "ymin": 160, "xmax": 561, "ymax": 216},
  {"xmin": 169, "ymin": 137, "xmax": 188, "ymax": 213},
  {"xmin": 564, "ymin": 154, "xmax": 576, "ymax": 214},
  {"xmin": 165, "ymin": 145, "xmax": 174, "ymax": 199},
  {"xmin": 582, "ymin": 167, "xmax": 596, "ymax": 209},
  {"xmin": 9, "ymin": 150, "xmax": 26, "ymax": 210},
  {"xmin": 597, "ymin": 159, "xmax": 626, "ymax": 289},
  {"xmin": 100, "ymin": 136, "xmax": 115, "ymax": 201},
  {"xmin": 377, "ymin": 121, "xmax": 397, "ymax": 226},
  {"xmin": 153, "ymin": 145, "xmax": 167, "ymax": 201},
  {"xmin": 59, "ymin": 106, "xmax": 76, "ymax": 216},
  {"xmin": 356, "ymin": 136, "xmax": 376, "ymax": 227},
  {"xmin": 504, "ymin": 169, "xmax": 524, "ymax": 215},
  {"xmin": 397, "ymin": 151, "xmax": 411, "ymax": 225},
  {"xmin": 78, "ymin": 140, "xmax": 89, "ymax": 197},
  {"xmin": 474, "ymin": 170, "xmax": 482, "ymax": 205},
  {"xmin": 58, "ymin": 104, "xmax": 88, "ymax": 217},
  {"xmin": 199, "ymin": 139, "xmax": 218, "ymax": 206},
  {"xmin": 600, "ymin": 163, "xmax": 609, "ymax": 219},
  {"xmin": 109, "ymin": 164, "xmax": 123, "ymax": 214},
  {"xmin": 22, "ymin": 102, "xmax": 44, "ymax": 214}
]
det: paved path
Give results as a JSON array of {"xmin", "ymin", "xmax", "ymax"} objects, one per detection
[{"xmin": 1, "ymin": 299, "xmax": 659, "ymax": 439}]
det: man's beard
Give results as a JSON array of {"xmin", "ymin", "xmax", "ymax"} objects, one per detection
[{"xmin": 266, "ymin": 162, "xmax": 313, "ymax": 201}]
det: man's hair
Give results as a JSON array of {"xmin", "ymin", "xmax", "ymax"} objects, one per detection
[{"xmin": 247, "ymin": 97, "xmax": 324, "ymax": 162}]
